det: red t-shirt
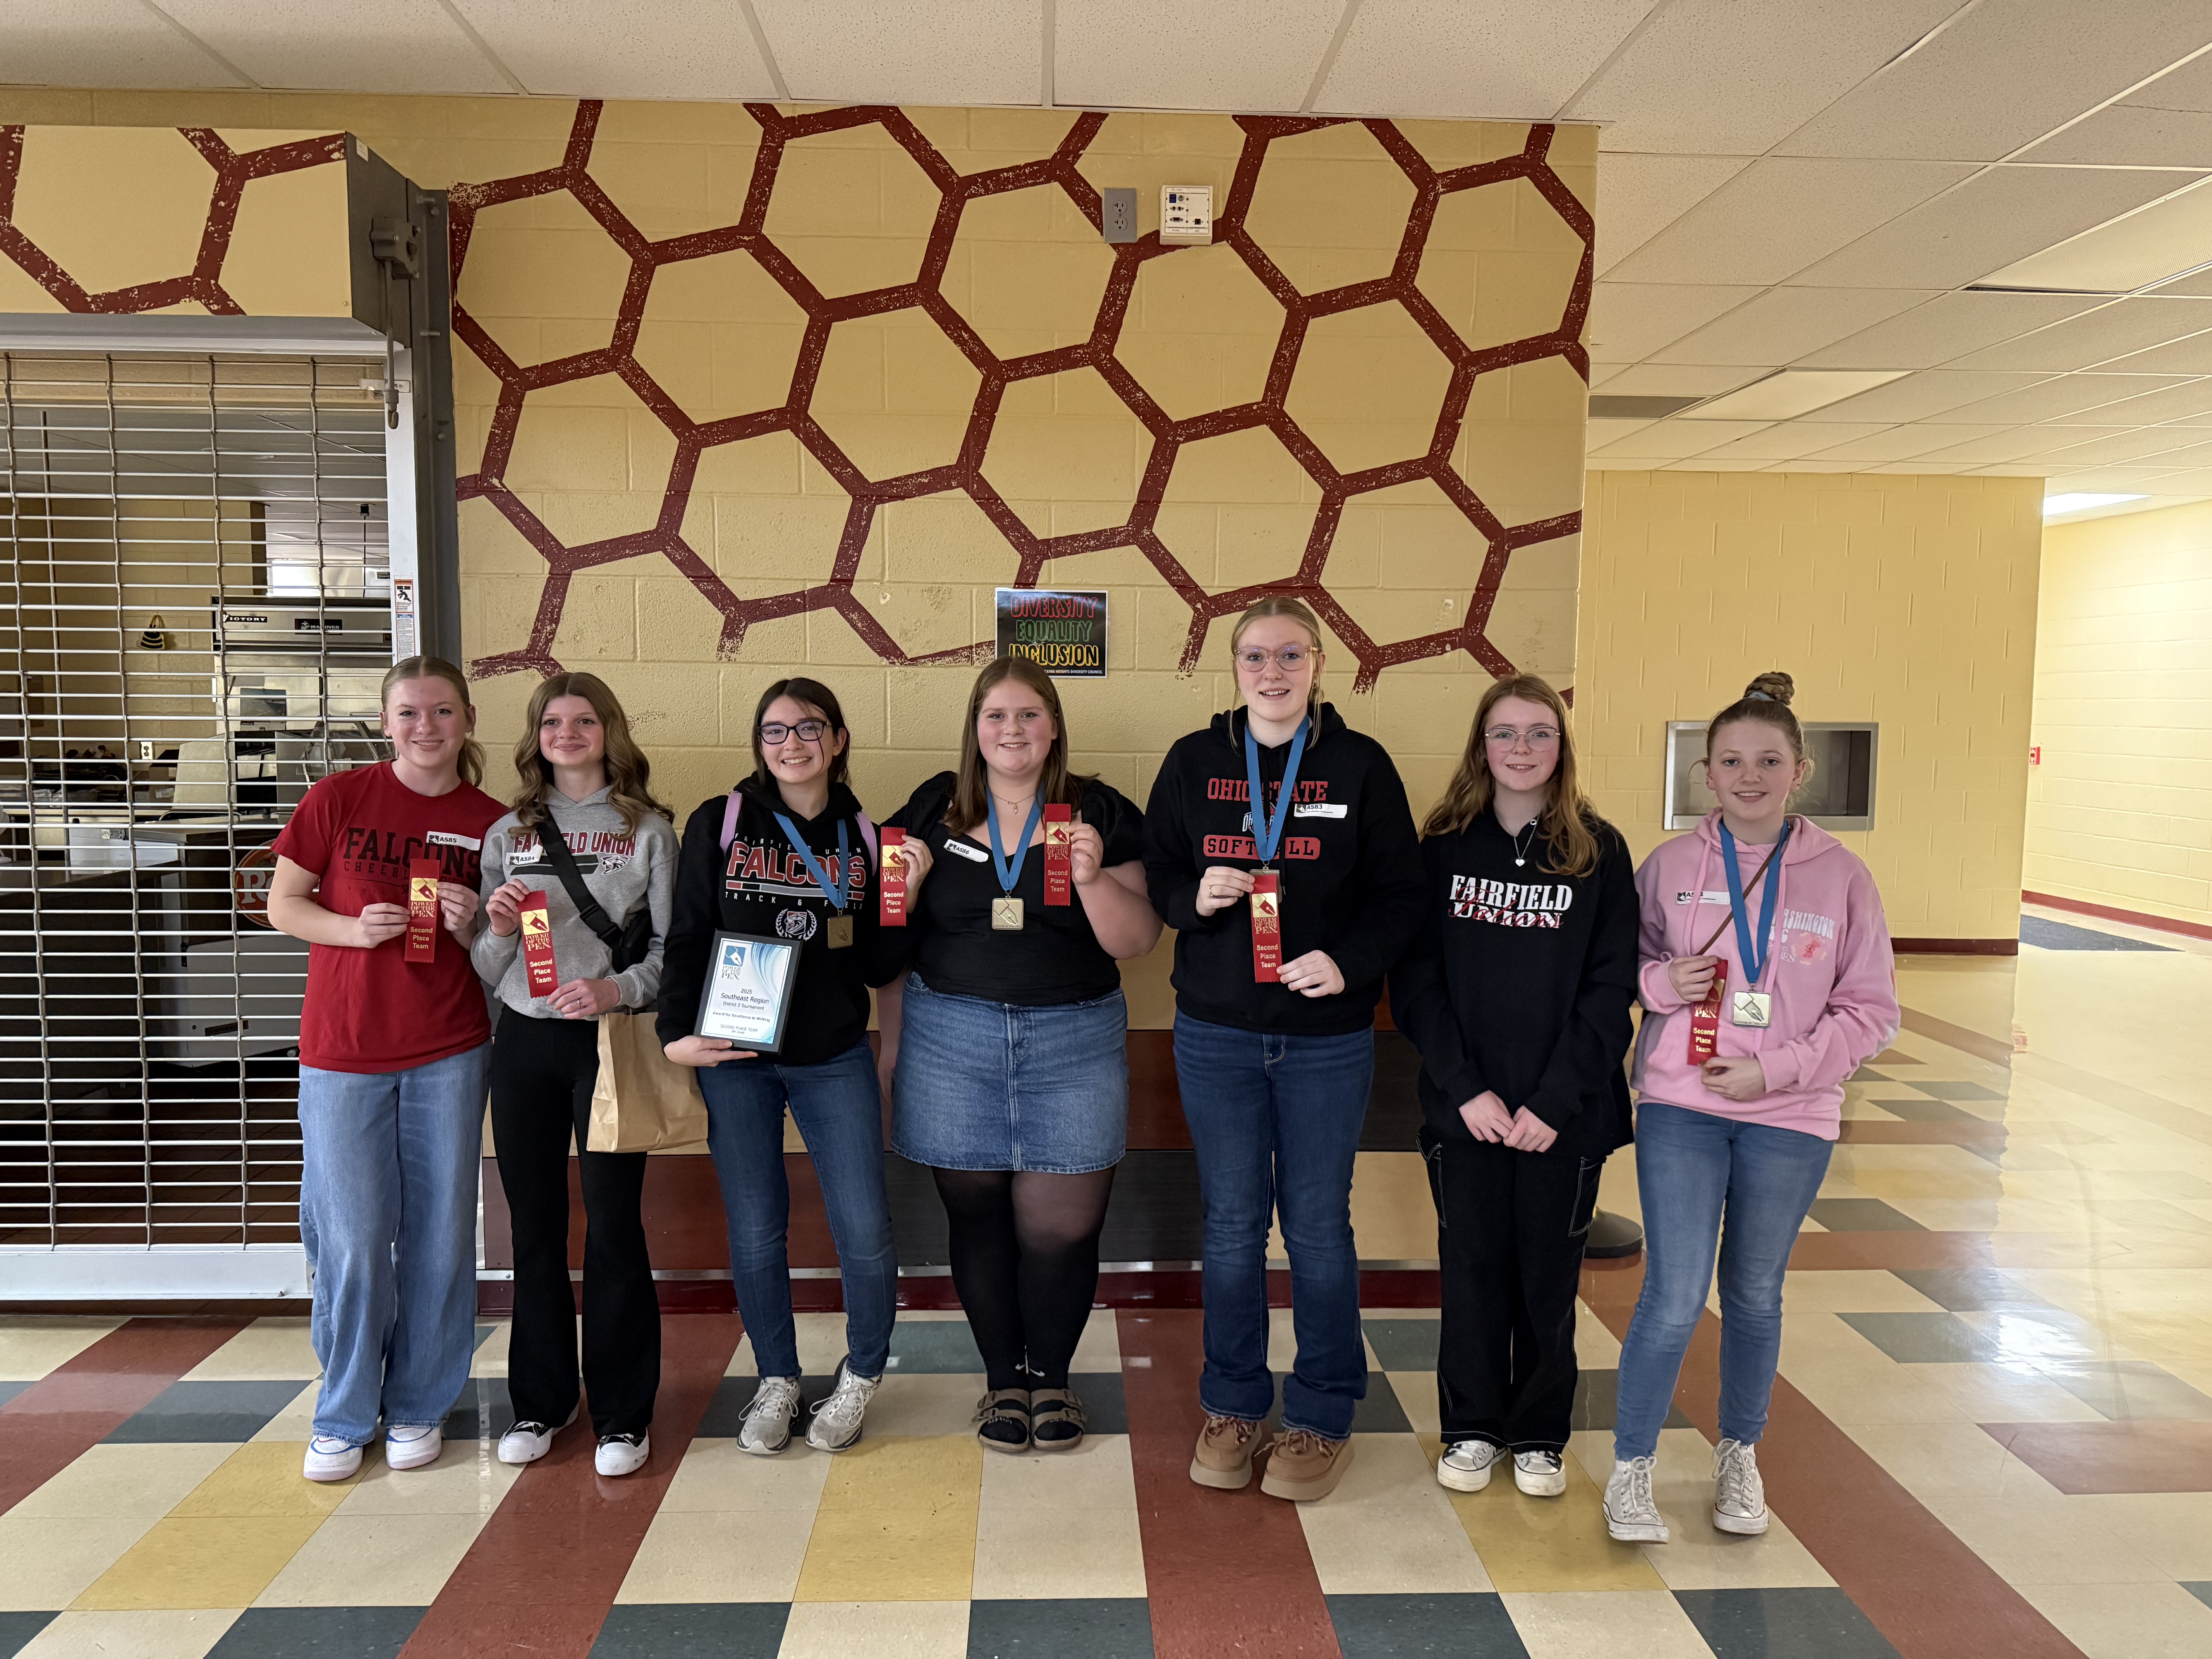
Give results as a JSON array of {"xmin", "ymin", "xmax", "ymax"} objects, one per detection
[{"xmin": 273, "ymin": 761, "xmax": 506, "ymax": 1074}]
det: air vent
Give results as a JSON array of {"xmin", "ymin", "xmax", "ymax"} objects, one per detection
[{"xmin": 1589, "ymin": 395, "xmax": 1706, "ymax": 420}]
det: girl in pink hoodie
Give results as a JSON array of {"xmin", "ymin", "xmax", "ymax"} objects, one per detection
[{"xmin": 1602, "ymin": 673, "xmax": 1898, "ymax": 1548}]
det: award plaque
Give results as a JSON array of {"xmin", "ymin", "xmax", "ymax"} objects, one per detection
[{"xmin": 694, "ymin": 931, "xmax": 801, "ymax": 1052}]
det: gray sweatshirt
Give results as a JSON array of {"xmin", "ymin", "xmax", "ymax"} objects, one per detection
[{"xmin": 472, "ymin": 786, "xmax": 679, "ymax": 1018}]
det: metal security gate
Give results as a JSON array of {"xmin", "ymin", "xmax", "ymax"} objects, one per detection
[{"xmin": 0, "ymin": 353, "xmax": 390, "ymax": 1294}]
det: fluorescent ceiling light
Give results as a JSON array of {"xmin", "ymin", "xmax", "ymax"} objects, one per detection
[
  {"xmin": 1975, "ymin": 177, "xmax": 2212, "ymax": 296},
  {"xmin": 2043, "ymin": 492, "xmax": 2146, "ymax": 515},
  {"xmin": 1682, "ymin": 370, "xmax": 1908, "ymax": 421}
]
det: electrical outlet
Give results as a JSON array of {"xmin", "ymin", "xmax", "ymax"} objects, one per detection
[{"xmin": 1102, "ymin": 187, "xmax": 1137, "ymax": 244}]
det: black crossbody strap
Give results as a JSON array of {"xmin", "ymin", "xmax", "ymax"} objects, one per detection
[{"xmin": 537, "ymin": 817, "xmax": 625, "ymax": 954}]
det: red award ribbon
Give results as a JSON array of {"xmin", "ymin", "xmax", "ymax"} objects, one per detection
[
  {"xmin": 405, "ymin": 858, "xmax": 441, "ymax": 963},
  {"xmin": 519, "ymin": 891, "xmax": 557, "ymax": 996},
  {"xmin": 879, "ymin": 827, "xmax": 907, "ymax": 926},
  {"xmin": 1688, "ymin": 958, "xmax": 1727, "ymax": 1065},
  {"xmin": 1043, "ymin": 804, "xmax": 1072, "ymax": 906},
  {"xmin": 1250, "ymin": 869, "xmax": 1283, "ymax": 983}
]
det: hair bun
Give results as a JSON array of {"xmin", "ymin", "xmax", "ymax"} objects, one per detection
[{"xmin": 1743, "ymin": 671, "xmax": 1795, "ymax": 707}]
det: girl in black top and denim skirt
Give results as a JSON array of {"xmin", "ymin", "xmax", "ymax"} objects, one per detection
[{"xmin": 878, "ymin": 656, "xmax": 1160, "ymax": 1454}]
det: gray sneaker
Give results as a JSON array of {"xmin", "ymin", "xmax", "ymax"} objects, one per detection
[
  {"xmin": 1604, "ymin": 1455, "xmax": 1669, "ymax": 1543},
  {"xmin": 1712, "ymin": 1438, "xmax": 1769, "ymax": 1534},
  {"xmin": 737, "ymin": 1376, "xmax": 802, "ymax": 1456},
  {"xmin": 805, "ymin": 1360, "xmax": 881, "ymax": 1453}
]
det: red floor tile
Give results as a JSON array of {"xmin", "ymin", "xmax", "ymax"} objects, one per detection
[
  {"xmin": 1788, "ymin": 1231, "xmax": 1999, "ymax": 1271},
  {"xmin": 1982, "ymin": 1421, "xmax": 2212, "ymax": 1494}
]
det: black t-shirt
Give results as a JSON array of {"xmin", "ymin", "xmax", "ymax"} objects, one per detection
[{"xmin": 884, "ymin": 772, "xmax": 1147, "ymax": 1006}]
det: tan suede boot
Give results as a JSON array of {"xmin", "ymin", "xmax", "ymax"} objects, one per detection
[
  {"xmin": 1260, "ymin": 1428, "xmax": 1354, "ymax": 1501},
  {"xmin": 1188, "ymin": 1413, "xmax": 1267, "ymax": 1490}
]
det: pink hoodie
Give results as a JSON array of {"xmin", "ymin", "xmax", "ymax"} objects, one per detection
[{"xmin": 1632, "ymin": 811, "xmax": 1898, "ymax": 1140}]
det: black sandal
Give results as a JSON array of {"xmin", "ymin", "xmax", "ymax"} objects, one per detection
[
  {"xmin": 1028, "ymin": 1387, "xmax": 1086, "ymax": 1452},
  {"xmin": 973, "ymin": 1388, "xmax": 1031, "ymax": 1453}
]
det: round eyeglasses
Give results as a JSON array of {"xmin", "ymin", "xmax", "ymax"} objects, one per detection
[
  {"xmin": 1484, "ymin": 726, "xmax": 1560, "ymax": 748},
  {"xmin": 760, "ymin": 719, "xmax": 830, "ymax": 744},
  {"xmin": 1235, "ymin": 647, "xmax": 1311, "ymax": 672}
]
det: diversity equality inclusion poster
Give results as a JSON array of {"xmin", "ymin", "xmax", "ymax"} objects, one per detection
[{"xmin": 995, "ymin": 588, "xmax": 1107, "ymax": 677}]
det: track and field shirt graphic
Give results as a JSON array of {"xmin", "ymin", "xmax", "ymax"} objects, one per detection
[{"xmin": 272, "ymin": 760, "xmax": 504, "ymax": 1073}]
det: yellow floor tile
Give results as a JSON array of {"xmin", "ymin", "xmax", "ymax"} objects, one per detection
[
  {"xmin": 1499, "ymin": 1589, "xmax": 1719, "ymax": 1658},
  {"xmin": 1575, "ymin": 1428, "xmax": 1830, "ymax": 1591},
  {"xmin": 335, "ymin": 1446, "xmax": 521, "ymax": 1516},
  {"xmin": 617, "ymin": 1508, "xmax": 815, "ymax": 1604},
  {"xmin": 793, "ymin": 1436, "xmax": 980, "ymax": 1603},
  {"xmin": 1385, "ymin": 1370, "xmax": 1440, "ymax": 1434},
  {"xmin": 180, "ymin": 1319, "xmax": 319, "ymax": 1382},
  {"xmin": 0, "ymin": 1317, "xmax": 122, "ymax": 1381},
  {"xmin": 777, "ymin": 1600, "xmax": 969, "ymax": 1657},
  {"xmin": 168, "ymin": 1443, "xmax": 357, "ymax": 1519},
  {"xmin": 0, "ymin": 1518, "xmax": 160, "ymax": 1612},
  {"xmin": 1420, "ymin": 1434, "xmax": 1663, "ymax": 1592},
  {"xmin": 1297, "ymin": 1433, "xmax": 1489, "ymax": 1595},
  {"xmin": 72, "ymin": 1516, "xmax": 325, "ymax": 1611},
  {"xmin": 253, "ymin": 1511, "xmax": 487, "ymax": 1607},
  {"xmin": 9, "ymin": 1444, "xmax": 235, "ymax": 1521},
  {"xmin": 1778, "ymin": 1270, "xmax": 1944, "ymax": 1315},
  {"xmin": 1573, "ymin": 1304, "xmax": 1622, "ymax": 1368},
  {"xmin": 16, "ymin": 1609, "xmax": 240, "ymax": 1659},
  {"xmin": 2020, "ymin": 1580, "xmax": 2212, "ymax": 1659},
  {"xmin": 657, "ymin": 1437, "xmax": 833, "ymax": 1513}
]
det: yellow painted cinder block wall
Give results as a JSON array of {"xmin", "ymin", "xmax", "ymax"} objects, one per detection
[
  {"xmin": 1574, "ymin": 470, "xmax": 2044, "ymax": 944},
  {"xmin": 2027, "ymin": 500, "xmax": 2212, "ymax": 931}
]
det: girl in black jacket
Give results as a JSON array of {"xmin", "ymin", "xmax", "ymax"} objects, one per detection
[{"xmin": 1389, "ymin": 674, "xmax": 1638, "ymax": 1498}]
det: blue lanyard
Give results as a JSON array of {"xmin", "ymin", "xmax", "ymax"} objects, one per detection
[
  {"xmin": 1243, "ymin": 715, "xmax": 1310, "ymax": 867},
  {"xmin": 1719, "ymin": 819, "xmax": 1790, "ymax": 990},
  {"xmin": 771, "ymin": 812, "xmax": 852, "ymax": 912},
  {"xmin": 985, "ymin": 794, "xmax": 1045, "ymax": 896}
]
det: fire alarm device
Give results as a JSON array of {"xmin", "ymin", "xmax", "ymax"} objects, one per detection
[{"xmin": 1161, "ymin": 185, "xmax": 1213, "ymax": 245}]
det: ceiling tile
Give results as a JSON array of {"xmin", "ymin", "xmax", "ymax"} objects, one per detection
[
  {"xmin": 1649, "ymin": 287, "xmax": 1939, "ymax": 366},
  {"xmin": 1055, "ymin": 0, "xmax": 1343, "ymax": 112},
  {"xmin": 1585, "ymin": 416, "xmax": 1657, "ymax": 447},
  {"xmin": 1666, "ymin": 455, "xmax": 1778, "ymax": 470},
  {"xmin": 1804, "ymin": 370, "xmax": 2055, "ymax": 422},
  {"xmin": 1793, "ymin": 164, "xmax": 2198, "ymax": 290},
  {"xmin": 1916, "ymin": 426, "xmax": 2090, "ymax": 464},
  {"xmin": 1589, "ymin": 364, "xmax": 1765, "ymax": 397},
  {"xmin": 1315, "ymin": 0, "xmax": 1658, "ymax": 119},
  {"xmin": 1863, "ymin": 461, "xmax": 1979, "ymax": 472},
  {"xmin": 1588, "ymin": 282, "xmax": 1762, "ymax": 360},
  {"xmin": 1775, "ymin": 0, "xmax": 2212, "ymax": 162},
  {"xmin": 1594, "ymin": 153, "xmax": 1751, "ymax": 274},
  {"xmin": 1944, "ymin": 297, "xmax": 2212, "ymax": 372},
  {"xmin": 1589, "ymin": 417, "xmax": 1771, "ymax": 459},
  {"xmin": 2150, "ymin": 266, "xmax": 2212, "ymax": 297},
  {"xmin": 455, "ymin": 1, "xmax": 776, "ymax": 98},
  {"xmin": 1604, "ymin": 157, "xmax": 1972, "ymax": 286},
  {"xmin": 2095, "ymin": 331, "xmax": 2212, "ymax": 374},
  {"xmin": 2023, "ymin": 426, "xmax": 2211, "ymax": 465},
  {"xmin": 1931, "ymin": 373, "xmax": 2197, "ymax": 424},
  {"xmin": 754, "ymin": 0, "xmax": 1041, "ymax": 107},
  {"xmin": 1978, "ymin": 176, "xmax": 2212, "ymax": 295},
  {"xmin": 1796, "ymin": 290, "xmax": 2106, "ymax": 369},
  {"xmin": 1693, "ymin": 422, "xmax": 1893, "ymax": 461},
  {"xmin": 1807, "ymin": 423, "xmax": 2021, "ymax": 462},
  {"xmin": 2069, "ymin": 378, "xmax": 2212, "ymax": 424},
  {"xmin": 159, "ymin": 0, "xmax": 511, "ymax": 93},
  {"xmin": 2018, "ymin": 50, "xmax": 2212, "ymax": 166},
  {"xmin": 0, "ymin": 0, "xmax": 247, "ymax": 87},
  {"xmin": 1561, "ymin": 0, "xmax": 1957, "ymax": 155}
]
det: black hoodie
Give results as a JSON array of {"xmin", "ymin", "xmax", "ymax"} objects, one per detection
[
  {"xmin": 1388, "ymin": 809, "xmax": 1638, "ymax": 1158},
  {"xmin": 657, "ymin": 778, "xmax": 899, "ymax": 1066},
  {"xmin": 1143, "ymin": 704, "xmax": 1424, "ymax": 1036}
]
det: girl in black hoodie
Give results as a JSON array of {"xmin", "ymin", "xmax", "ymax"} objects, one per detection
[
  {"xmin": 659, "ymin": 678, "xmax": 918, "ymax": 1459},
  {"xmin": 1389, "ymin": 674, "xmax": 1638, "ymax": 1498}
]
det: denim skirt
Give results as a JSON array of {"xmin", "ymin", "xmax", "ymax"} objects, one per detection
[{"xmin": 891, "ymin": 974, "xmax": 1129, "ymax": 1174}]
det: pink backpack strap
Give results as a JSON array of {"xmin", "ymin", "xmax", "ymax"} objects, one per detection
[
  {"xmin": 720, "ymin": 789, "xmax": 743, "ymax": 853},
  {"xmin": 855, "ymin": 809, "xmax": 878, "ymax": 862}
]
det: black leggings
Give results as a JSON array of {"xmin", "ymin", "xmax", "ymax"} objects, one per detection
[
  {"xmin": 490, "ymin": 1007, "xmax": 659, "ymax": 1437},
  {"xmin": 933, "ymin": 1166, "xmax": 1116, "ymax": 1391}
]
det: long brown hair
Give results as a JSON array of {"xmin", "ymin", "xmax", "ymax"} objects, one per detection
[
  {"xmin": 380, "ymin": 656, "xmax": 484, "ymax": 788},
  {"xmin": 509, "ymin": 671, "xmax": 669, "ymax": 833},
  {"xmin": 944, "ymin": 656, "xmax": 1094, "ymax": 835},
  {"xmin": 1228, "ymin": 594, "xmax": 1329, "ymax": 724},
  {"xmin": 1423, "ymin": 673, "xmax": 1604, "ymax": 878},
  {"xmin": 749, "ymin": 677, "xmax": 852, "ymax": 791}
]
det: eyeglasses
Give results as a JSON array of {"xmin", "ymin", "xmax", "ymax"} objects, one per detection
[
  {"xmin": 1484, "ymin": 726, "xmax": 1560, "ymax": 748},
  {"xmin": 1235, "ymin": 647, "xmax": 1312, "ymax": 672},
  {"xmin": 759, "ymin": 720, "xmax": 830, "ymax": 744}
]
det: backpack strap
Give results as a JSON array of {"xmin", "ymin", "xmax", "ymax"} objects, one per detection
[
  {"xmin": 724, "ymin": 787, "xmax": 880, "ymax": 863},
  {"xmin": 537, "ymin": 819, "xmax": 626, "ymax": 957}
]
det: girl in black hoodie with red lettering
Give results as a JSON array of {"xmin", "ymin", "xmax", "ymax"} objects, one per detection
[{"xmin": 1390, "ymin": 674, "xmax": 1637, "ymax": 1499}]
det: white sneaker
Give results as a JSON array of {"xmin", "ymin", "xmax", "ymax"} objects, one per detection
[
  {"xmin": 1712, "ymin": 1438, "xmax": 1769, "ymax": 1535},
  {"xmin": 302, "ymin": 1436, "xmax": 361, "ymax": 1482},
  {"xmin": 496, "ymin": 1406, "xmax": 578, "ymax": 1466},
  {"xmin": 1604, "ymin": 1455, "xmax": 1669, "ymax": 1543},
  {"xmin": 1435, "ymin": 1439, "xmax": 1501, "ymax": 1492},
  {"xmin": 806, "ymin": 1360, "xmax": 881, "ymax": 1453},
  {"xmin": 1514, "ymin": 1449, "xmax": 1567, "ymax": 1497},
  {"xmin": 384, "ymin": 1423, "xmax": 443, "ymax": 1471},
  {"xmin": 595, "ymin": 1432, "xmax": 649, "ymax": 1477},
  {"xmin": 737, "ymin": 1376, "xmax": 803, "ymax": 1455}
]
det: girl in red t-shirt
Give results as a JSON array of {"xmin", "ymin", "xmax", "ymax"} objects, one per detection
[{"xmin": 269, "ymin": 657, "xmax": 503, "ymax": 1484}]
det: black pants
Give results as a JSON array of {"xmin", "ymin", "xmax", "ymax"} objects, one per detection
[
  {"xmin": 1425, "ymin": 1127, "xmax": 1602, "ymax": 1452},
  {"xmin": 490, "ymin": 1007, "xmax": 658, "ymax": 1437}
]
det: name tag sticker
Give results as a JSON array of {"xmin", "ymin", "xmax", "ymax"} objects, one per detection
[
  {"xmin": 1293, "ymin": 803, "xmax": 1346, "ymax": 819},
  {"xmin": 425, "ymin": 830, "xmax": 481, "ymax": 850},
  {"xmin": 943, "ymin": 838, "xmax": 989, "ymax": 864},
  {"xmin": 1674, "ymin": 890, "xmax": 1730, "ymax": 905}
]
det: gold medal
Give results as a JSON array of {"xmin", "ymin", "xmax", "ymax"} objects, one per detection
[
  {"xmin": 991, "ymin": 896, "xmax": 1024, "ymax": 931},
  {"xmin": 826, "ymin": 914, "xmax": 854, "ymax": 949},
  {"xmin": 1730, "ymin": 989, "xmax": 1772, "ymax": 1028}
]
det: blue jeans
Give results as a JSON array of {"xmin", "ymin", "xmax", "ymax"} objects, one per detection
[
  {"xmin": 1174, "ymin": 1012, "xmax": 1373, "ymax": 1440},
  {"xmin": 697, "ymin": 1041, "xmax": 898, "ymax": 1381},
  {"xmin": 1613, "ymin": 1100, "xmax": 1834, "ymax": 1460},
  {"xmin": 297, "ymin": 1042, "xmax": 489, "ymax": 1445}
]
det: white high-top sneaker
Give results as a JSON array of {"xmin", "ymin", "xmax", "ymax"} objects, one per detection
[
  {"xmin": 737, "ymin": 1376, "xmax": 803, "ymax": 1456},
  {"xmin": 1712, "ymin": 1438, "xmax": 1770, "ymax": 1535},
  {"xmin": 496, "ymin": 1406, "xmax": 579, "ymax": 1466},
  {"xmin": 1513, "ymin": 1449, "xmax": 1567, "ymax": 1497},
  {"xmin": 595, "ymin": 1432, "xmax": 649, "ymax": 1477},
  {"xmin": 1435, "ymin": 1439, "xmax": 1502, "ymax": 1492},
  {"xmin": 805, "ymin": 1360, "xmax": 881, "ymax": 1453},
  {"xmin": 1604, "ymin": 1455, "xmax": 1669, "ymax": 1543}
]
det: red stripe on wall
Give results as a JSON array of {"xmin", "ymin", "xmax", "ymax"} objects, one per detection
[
  {"xmin": 1581, "ymin": 1264, "xmax": 2083, "ymax": 1659},
  {"xmin": 397, "ymin": 1312, "xmax": 740, "ymax": 1659},
  {"xmin": 0, "ymin": 1317, "xmax": 245, "ymax": 1514},
  {"xmin": 2023, "ymin": 890, "xmax": 2212, "ymax": 943},
  {"xmin": 1117, "ymin": 1309, "xmax": 1341, "ymax": 1659}
]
